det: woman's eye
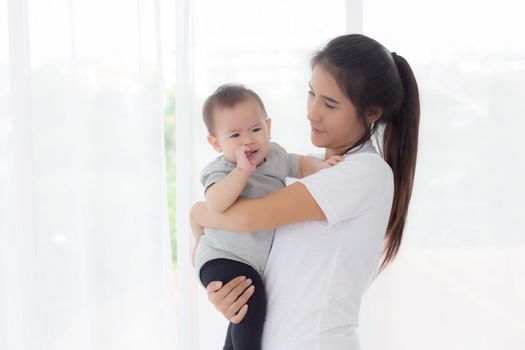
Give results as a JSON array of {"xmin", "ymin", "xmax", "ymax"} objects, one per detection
[
  {"xmin": 325, "ymin": 103, "xmax": 335, "ymax": 109},
  {"xmin": 308, "ymin": 90, "xmax": 314, "ymax": 97}
]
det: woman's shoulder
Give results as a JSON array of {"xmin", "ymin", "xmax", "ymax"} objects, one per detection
[
  {"xmin": 344, "ymin": 151, "xmax": 392, "ymax": 175},
  {"xmin": 297, "ymin": 149, "xmax": 394, "ymax": 226},
  {"xmin": 304, "ymin": 151, "xmax": 393, "ymax": 197},
  {"xmin": 334, "ymin": 150, "xmax": 393, "ymax": 183},
  {"xmin": 337, "ymin": 140, "xmax": 392, "ymax": 175}
]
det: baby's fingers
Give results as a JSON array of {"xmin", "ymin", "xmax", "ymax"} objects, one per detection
[
  {"xmin": 327, "ymin": 156, "xmax": 344, "ymax": 166},
  {"xmin": 329, "ymin": 155, "xmax": 344, "ymax": 162}
]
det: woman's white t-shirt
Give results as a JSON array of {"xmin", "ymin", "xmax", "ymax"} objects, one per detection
[{"xmin": 261, "ymin": 140, "xmax": 394, "ymax": 350}]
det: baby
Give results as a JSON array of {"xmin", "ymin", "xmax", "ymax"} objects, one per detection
[{"xmin": 193, "ymin": 84, "xmax": 341, "ymax": 350}]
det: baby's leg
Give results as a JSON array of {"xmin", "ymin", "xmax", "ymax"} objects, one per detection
[
  {"xmin": 200, "ymin": 258, "xmax": 266, "ymax": 350},
  {"xmin": 223, "ymin": 323, "xmax": 233, "ymax": 349},
  {"xmin": 229, "ymin": 269, "xmax": 266, "ymax": 350}
]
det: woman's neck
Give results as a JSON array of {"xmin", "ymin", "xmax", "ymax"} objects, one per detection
[
  {"xmin": 324, "ymin": 145, "xmax": 352, "ymax": 159},
  {"xmin": 324, "ymin": 140, "xmax": 369, "ymax": 159}
]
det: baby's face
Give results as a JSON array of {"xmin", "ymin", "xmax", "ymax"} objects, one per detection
[{"xmin": 208, "ymin": 99, "xmax": 271, "ymax": 166}]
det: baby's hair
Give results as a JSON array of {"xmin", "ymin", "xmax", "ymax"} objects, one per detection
[{"xmin": 202, "ymin": 84, "xmax": 267, "ymax": 135}]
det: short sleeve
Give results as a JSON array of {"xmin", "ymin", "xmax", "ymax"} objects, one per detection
[
  {"xmin": 286, "ymin": 153, "xmax": 300, "ymax": 178},
  {"xmin": 267, "ymin": 142, "xmax": 300, "ymax": 179},
  {"xmin": 297, "ymin": 154, "xmax": 393, "ymax": 227},
  {"xmin": 200, "ymin": 157, "xmax": 234, "ymax": 191},
  {"xmin": 201, "ymin": 171, "xmax": 228, "ymax": 190}
]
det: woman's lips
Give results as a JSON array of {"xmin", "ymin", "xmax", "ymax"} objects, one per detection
[{"xmin": 311, "ymin": 127, "xmax": 324, "ymax": 135}]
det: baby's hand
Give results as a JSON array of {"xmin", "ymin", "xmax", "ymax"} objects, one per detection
[
  {"xmin": 317, "ymin": 155, "xmax": 344, "ymax": 171},
  {"xmin": 235, "ymin": 145, "xmax": 256, "ymax": 174}
]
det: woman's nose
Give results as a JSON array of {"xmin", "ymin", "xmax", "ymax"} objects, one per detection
[
  {"xmin": 307, "ymin": 99, "xmax": 321, "ymax": 122},
  {"xmin": 307, "ymin": 105, "xmax": 321, "ymax": 122}
]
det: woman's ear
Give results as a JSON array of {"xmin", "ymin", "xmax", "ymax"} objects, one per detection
[
  {"xmin": 367, "ymin": 107, "xmax": 383, "ymax": 124},
  {"xmin": 207, "ymin": 135, "xmax": 222, "ymax": 153}
]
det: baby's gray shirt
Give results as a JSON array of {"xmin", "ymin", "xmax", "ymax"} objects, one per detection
[{"xmin": 194, "ymin": 142, "xmax": 300, "ymax": 278}]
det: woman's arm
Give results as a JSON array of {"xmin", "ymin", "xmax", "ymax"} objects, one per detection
[
  {"xmin": 194, "ymin": 182, "xmax": 325, "ymax": 323},
  {"xmin": 190, "ymin": 178, "xmax": 328, "ymax": 323},
  {"xmin": 191, "ymin": 182, "xmax": 326, "ymax": 233}
]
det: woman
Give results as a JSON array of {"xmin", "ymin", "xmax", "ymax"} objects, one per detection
[{"xmin": 190, "ymin": 33, "xmax": 420, "ymax": 349}]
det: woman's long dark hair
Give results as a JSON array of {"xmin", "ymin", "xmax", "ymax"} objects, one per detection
[{"xmin": 312, "ymin": 34, "xmax": 420, "ymax": 272}]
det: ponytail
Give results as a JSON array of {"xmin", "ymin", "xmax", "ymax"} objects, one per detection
[
  {"xmin": 379, "ymin": 54, "xmax": 420, "ymax": 272},
  {"xmin": 311, "ymin": 35, "xmax": 421, "ymax": 273}
]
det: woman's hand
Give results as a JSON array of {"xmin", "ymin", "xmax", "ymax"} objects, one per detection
[
  {"xmin": 190, "ymin": 201, "xmax": 207, "ymax": 229},
  {"xmin": 190, "ymin": 202, "xmax": 205, "ymax": 267},
  {"xmin": 190, "ymin": 202, "xmax": 206, "ymax": 238},
  {"xmin": 206, "ymin": 276, "xmax": 255, "ymax": 324}
]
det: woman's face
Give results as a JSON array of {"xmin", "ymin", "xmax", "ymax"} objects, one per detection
[{"xmin": 307, "ymin": 64, "xmax": 365, "ymax": 156}]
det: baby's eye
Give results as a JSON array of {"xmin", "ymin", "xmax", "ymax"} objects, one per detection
[
  {"xmin": 229, "ymin": 133, "xmax": 240, "ymax": 138},
  {"xmin": 252, "ymin": 128, "xmax": 262, "ymax": 132}
]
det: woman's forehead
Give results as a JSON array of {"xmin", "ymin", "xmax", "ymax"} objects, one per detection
[
  {"xmin": 310, "ymin": 65, "xmax": 346, "ymax": 98},
  {"xmin": 310, "ymin": 65, "xmax": 351, "ymax": 104}
]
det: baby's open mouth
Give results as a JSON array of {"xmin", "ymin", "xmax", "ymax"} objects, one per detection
[{"xmin": 245, "ymin": 150, "xmax": 258, "ymax": 158}]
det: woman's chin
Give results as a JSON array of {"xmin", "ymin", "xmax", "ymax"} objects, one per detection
[{"xmin": 311, "ymin": 134, "xmax": 326, "ymax": 148}]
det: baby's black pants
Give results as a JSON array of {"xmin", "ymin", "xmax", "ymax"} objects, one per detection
[{"xmin": 200, "ymin": 258, "xmax": 267, "ymax": 350}]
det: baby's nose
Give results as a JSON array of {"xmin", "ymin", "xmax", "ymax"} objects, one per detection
[{"xmin": 242, "ymin": 136, "xmax": 255, "ymax": 145}]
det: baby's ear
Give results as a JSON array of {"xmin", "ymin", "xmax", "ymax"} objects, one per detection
[
  {"xmin": 265, "ymin": 118, "xmax": 272, "ymax": 138},
  {"xmin": 207, "ymin": 135, "xmax": 222, "ymax": 153}
]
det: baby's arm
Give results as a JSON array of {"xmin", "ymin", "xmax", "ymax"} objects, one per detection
[
  {"xmin": 205, "ymin": 145, "xmax": 256, "ymax": 213},
  {"xmin": 296, "ymin": 155, "xmax": 343, "ymax": 178},
  {"xmin": 205, "ymin": 168, "xmax": 252, "ymax": 213}
]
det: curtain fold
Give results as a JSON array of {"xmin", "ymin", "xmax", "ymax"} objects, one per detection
[{"xmin": 1, "ymin": 0, "xmax": 176, "ymax": 349}]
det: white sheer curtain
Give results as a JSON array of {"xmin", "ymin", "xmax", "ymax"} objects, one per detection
[
  {"xmin": 1, "ymin": 0, "xmax": 177, "ymax": 349},
  {"xmin": 175, "ymin": 1, "xmax": 525, "ymax": 349}
]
